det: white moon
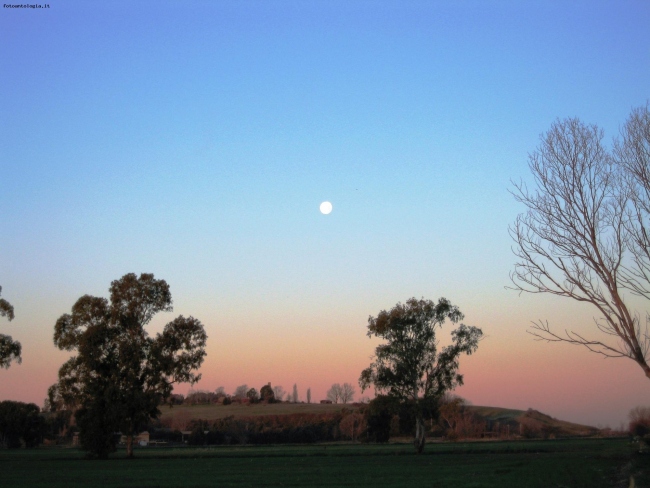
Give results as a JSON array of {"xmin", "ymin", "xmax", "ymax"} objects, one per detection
[{"xmin": 320, "ymin": 201, "xmax": 333, "ymax": 214}]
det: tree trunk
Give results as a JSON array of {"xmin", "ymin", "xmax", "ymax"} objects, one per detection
[
  {"xmin": 126, "ymin": 418, "xmax": 135, "ymax": 458},
  {"xmin": 126, "ymin": 434, "xmax": 133, "ymax": 458},
  {"xmin": 640, "ymin": 361, "xmax": 650, "ymax": 381},
  {"xmin": 414, "ymin": 415, "xmax": 426, "ymax": 454}
]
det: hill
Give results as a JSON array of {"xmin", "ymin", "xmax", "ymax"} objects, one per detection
[
  {"xmin": 159, "ymin": 402, "xmax": 598, "ymax": 437},
  {"xmin": 468, "ymin": 405, "xmax": 599, "ymax": 437},
  {"xmin": 159, "ymin": 402, "xmax": 358, "ymax": 423}
]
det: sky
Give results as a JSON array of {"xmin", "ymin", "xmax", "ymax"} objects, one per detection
[{"xmin": 1, "ymin": 0, "xmax": 649, "ymax": 428}]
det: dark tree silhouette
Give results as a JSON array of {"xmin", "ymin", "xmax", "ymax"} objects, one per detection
[
  {"xmin": 360, "ymin": 297, "xmax": 482, "ymax": 453},
  {"xmin": 0, "ymin": 401, "xmax": 45, "ymax": 448},
  {"xmin": 260, "ymin": 383, "xmax": 275, "ymax": 403},
  {"xmin": 51, "ymin": 273, "xmax": 207, "ymax": 458},
  {"xmin": 0, "ymin": 286, "xmax": 20, "ymax": 369}
]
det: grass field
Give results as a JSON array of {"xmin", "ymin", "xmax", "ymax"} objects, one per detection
[{"xmin": 1, "ymin": 438, "xmax": 646, "ymax": 487}]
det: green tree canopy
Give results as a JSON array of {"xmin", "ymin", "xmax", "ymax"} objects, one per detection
[
  {"xmin": 360, "ymin": 297, "xmax": 482, "ymax": 453},
  {"xmin": 50, "ymin": 273, "xmax": 207, "ymax": 458}
]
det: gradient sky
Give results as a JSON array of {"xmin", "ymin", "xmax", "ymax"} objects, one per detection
[{"xmin": 1, "ymin": 0, "xmax": 649, "ymax": 428}]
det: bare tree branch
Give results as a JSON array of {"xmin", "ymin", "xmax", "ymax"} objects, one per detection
[{"xmin": 509, "ymin": 111, "xmax": 650, "ymax": 380}]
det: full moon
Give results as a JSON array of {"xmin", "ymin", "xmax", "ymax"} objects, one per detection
[{"xmin": 319, "ymin": 201, "xmax": 333, "ymax": 215}]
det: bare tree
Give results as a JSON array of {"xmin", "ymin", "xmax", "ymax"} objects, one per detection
[
  {"xmin": 326, "ymin": 383, "xmax": 342, "ymax": 403},
  {"xmin": 272, "ymin": 385, "xmax": 285, "ymax": 402},
  {"xmin": 510, "ymin": 109, "xmax": 650, "ymax": 380},
  {"xmin": 340, "ymin": 383, "xmax": 355, "ymax": 403},
  {"xmin": 616, "ymin": 104, "xmax": 650, "ymax": 297},
  {"xmin": 292, "ymin": 383, "xmax": 298, "ymax": 403},
  {"xmin": 339, "ymin": 413, "xmax": 366, "ymax": 442},
  {"xmin": 306, "ymin": 388, "xmax": 311, "ymax": 404},
  {"xmin": 233, "ymin": 384, "xmax": 248, "ymax": 400},
  {"xmin": 0, "ymin": 286, "xmax": 20, "ymax": 369}
]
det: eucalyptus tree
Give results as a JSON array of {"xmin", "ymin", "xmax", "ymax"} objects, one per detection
[
  {"xmin": 51, "ymin": 273, "xmax": 207, "ymax": 458},
  {"xmin": 360, "ymin": 297, "xmax": 482, "ymax": 453},
  {"xmin": 0, "ymin": 286, "xmax": 20, "ymax": 369}
]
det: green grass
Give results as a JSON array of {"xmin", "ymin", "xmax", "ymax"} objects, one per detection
[{"xmin": 1, "ymin": 438, "xmax": 647, "ymax": 487}]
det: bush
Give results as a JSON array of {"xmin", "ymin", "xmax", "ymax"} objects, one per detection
[
  {"xmin": 364, "ymin": 395, "xmax": 398, "ymax": 443},
  {"xmin": 187, "ymin": 412, "xmax": 347, "ymax": 445},
  {"xmin": 519, "ymin": 417, "xmax": 542, "ymax": 439},
  {"xmin": 339, "ymin": 413, "xmax": 366, "ymax": 441},
  {"xmin": 629, "ymin": 406, "xmax": 650, "ymax": 438},
  {"xmin": 0, "ymin": 401, "xmax": 46, "ymax": 448}
]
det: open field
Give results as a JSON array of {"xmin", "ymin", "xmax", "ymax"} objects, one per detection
[{"xmin": 1, "ymin": 438, "xmax": 646, "ymax": 488}]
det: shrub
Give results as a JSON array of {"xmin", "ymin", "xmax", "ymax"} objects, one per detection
[
  {"xmin": 364, "ymin": 395, "xmax": 397, "ymax": 443},
  {"xmin": 519, "ymin": 417, "xmax": 542, "ymax": 439},
  {"xmin": 0, "ymin": 401, "xmax": 46, "ymax": 449},
  {"xmin": 629, "ymin": 406, "xmax": 650, "ymax": 438},
  {"xmin": 339, "ymin": 413, "xmax": 366, "ymax": 442}
]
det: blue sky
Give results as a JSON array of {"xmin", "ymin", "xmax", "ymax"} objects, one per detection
[{"xmin": 1, "ymin": 0, "xmax": 649, "ymax": 426}]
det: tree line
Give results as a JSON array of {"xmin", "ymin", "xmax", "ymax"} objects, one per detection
[
  {"xmin": 171, "ymin": 382, "xmax": 324, "ymax": 405},
  {"xmin": 1, "ymin": 277, "xmax": 484, "ymax": 455}
]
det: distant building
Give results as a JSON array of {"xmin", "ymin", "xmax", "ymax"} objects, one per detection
[{"xmin": 320, "ymin": 400, "xmax": 332, "ymax": 404}]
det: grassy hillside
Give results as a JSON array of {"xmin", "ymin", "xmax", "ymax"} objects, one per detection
[
  {"xmin": 159, "ymin": 402, "xmax": 598, "ymax": 436},
  {"xmin": 468, "ymin": 405, "xmax": 598, "ymax": 437},
  {"xmin": 468, "ymin": 405, "xmax": 525, "ymax": 421},
  {"xmin": 159, "ymin": 402, "xmax": 358, "ymax": 423}
]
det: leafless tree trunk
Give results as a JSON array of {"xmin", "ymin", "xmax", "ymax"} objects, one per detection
[
  {"xmin": 326, "ymin": 383, "xmax": 342, "ymax": 403},
  {"xmin": 126, "ymin": 419, "xmax": 134, "ymax": 458},
  {"xmin": 414, "ymin": 415, "xmax": 426, "ymax": 454},
  {"xmin": 510, "ymin": 111, "xmax": 650, "ymax": 380},
  {"xmin": 340, "ymin": 383, "xmax": 355, "ymax": 403}
]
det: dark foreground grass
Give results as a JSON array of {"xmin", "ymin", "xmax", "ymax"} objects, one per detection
[{"xmin": 1, "ymin": 438, "xmax": 646, "ymax": 487}]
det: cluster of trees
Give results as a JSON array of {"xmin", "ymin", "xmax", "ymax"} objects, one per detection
[
  {"xmin": 438, "ymin": 396, "xmax": 486, "ymax": 441},
  {"xmin": 173, "ymin": 395, "xmax": 512, "ymax": 446},
  {"xmin": 46, "ymin": 273, "xmax": 207, "ymax": 458},
  {"xmin": 0, "ymin": 400, "xmax": 72, "ymax": 448},
  {"xmin": 178, "ymin": 383, "xmax": 311, "ymax": 405},
  {"xmin": 186, "ymin": 412, "xmax": 347, "ymax": 445},
  {"xmin": 326, "ymin": 383, "xmax": 355, "ymax": 404},
  {"xmin": 0, "ymin": 401, "xmax": 44, "ymax": 448},
  {"xmin": 629, "ymin": 406, "xmax": 650, "ymax": 439}
]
